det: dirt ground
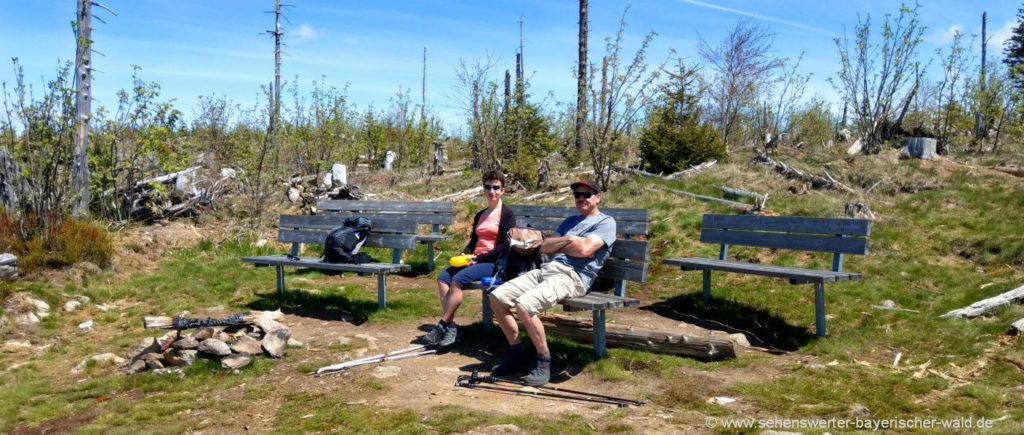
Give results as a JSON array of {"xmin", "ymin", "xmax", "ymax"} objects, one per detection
[{"xmin": 7, "ymin": 221, "xmax": 798, "ymax": 434}]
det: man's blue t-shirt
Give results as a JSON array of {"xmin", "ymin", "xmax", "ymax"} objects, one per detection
[{"xmin": 551, "ymin": 213, "xmax": 617, "ymax": 289}]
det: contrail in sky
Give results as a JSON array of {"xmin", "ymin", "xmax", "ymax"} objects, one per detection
[{"xmin": 678, "ymin": 0, "xmax": 834, "ymax": 35}]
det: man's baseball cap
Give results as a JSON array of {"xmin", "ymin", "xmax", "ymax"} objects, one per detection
[{"xmin": 570, "ymin": 180, "xmax": 601, "ymax": 193}]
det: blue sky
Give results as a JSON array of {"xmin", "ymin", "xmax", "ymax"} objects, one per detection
[{"xmin": 1, "ymin": 1, "xmax": 1020, "ymax": 133}]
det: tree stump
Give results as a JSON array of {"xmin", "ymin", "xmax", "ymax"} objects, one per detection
[{"xmin": 900, "ymin": 137, "xmax": 938, "ymax": 159}]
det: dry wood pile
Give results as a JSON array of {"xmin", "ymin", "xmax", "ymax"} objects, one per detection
[
  {"xmin": 286, "ymin": 165, "xmax": 363, "ymax": 213},
  {"xmin": 103, "ymin": 166, "xmax": 234, "ymax": 222},
  {"xmin": 127, "ymin": 310, "xmax": 293, "ymax": 373}
]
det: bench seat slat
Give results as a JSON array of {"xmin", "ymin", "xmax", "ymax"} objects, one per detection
[
  {"xmin": 241, "ymin": 255, "xmax": 411, "ymax": 273},
  {"xmin": 664, "ymin": 257, "xmax": 862, "ymax": 283},
  {"xmin": 561, "ymin": 292, "xmax": 640, "ymax": 309},
  {"xmin": 700, "ymin": 228, "xmax": 869, "ymax": 255},
  {"xmin": 278, "ymin": 230, "xmax": 417, "ymax": 249},
  {"xmin": 703, "ymin": 214, "xmax": 871, "ymax": 236}
]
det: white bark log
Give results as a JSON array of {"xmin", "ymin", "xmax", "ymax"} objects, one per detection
[{"xmin": 941, "ymin": 283, "xmax": 1024, "ymax": 318}]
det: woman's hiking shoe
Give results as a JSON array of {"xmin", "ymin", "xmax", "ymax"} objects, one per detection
[
  {"xmin": 523, "ymin": 354, "xmax": 552, "ymax": 386},
  {"xmin": 421, "ymin": 321, "xmax": 446, "ymax": 346},
  {"xmin": 437, "ymin": 322, "xmax": 458, "ymax": 349},
  {"xmin": 491, "ymin": 346, "xmax": 531, "ymax": 376}
]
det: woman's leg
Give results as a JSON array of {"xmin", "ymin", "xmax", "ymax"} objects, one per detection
[{"xmin": 442, "ymin": 262, "xmax": 495, "ymax": 323}]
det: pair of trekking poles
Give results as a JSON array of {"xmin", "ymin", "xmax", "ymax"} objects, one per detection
[{"xmin": 315, "ymin": 344, "xmax": 643, "ymax": 408}]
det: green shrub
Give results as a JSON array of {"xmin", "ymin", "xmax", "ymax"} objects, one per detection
[{"xmin": 0, "ymin": 210, "xmax": 113, "ymax": 272}]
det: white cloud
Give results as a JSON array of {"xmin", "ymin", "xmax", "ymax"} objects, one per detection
[
  {"xmin": 990, "ymin": 20, "xmax": 1016, "ymax": 48},
  {"xmin": 927, "ymin": 24, "xmax": 964, "ymax": 45},
  {"xmin": 292, "ymin": 24, "xmax": 321, "ymax": 42}
]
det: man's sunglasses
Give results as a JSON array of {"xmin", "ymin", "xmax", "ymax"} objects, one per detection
[
  {"xmin": 572, "ymin": 191, "xmax": 595, "ymax": 199},
  {"xmin": 483, "ymin": 184, "xmax": 503, "ymax": 191}
]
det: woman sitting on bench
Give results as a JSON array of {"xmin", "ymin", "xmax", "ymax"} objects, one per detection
[{"xmin": 422, "ymin": 170, "xmax": 516, "ymax": 349}]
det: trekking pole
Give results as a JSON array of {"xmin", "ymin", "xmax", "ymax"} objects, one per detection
[
  {"xmin": 455, "ymin": 371, "xmax": 644, "ymax": 407},
  {"xmin": 316, "ymin": 344, "xmax": 434, "ymax": 376}
]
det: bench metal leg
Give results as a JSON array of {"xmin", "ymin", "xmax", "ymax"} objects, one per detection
[
  {"xmin": 391, "ymin": 248, "xmax": 402, "ymax": 264},
  {"xmin": 593, "ymin": 309, "xmax": 607, "ymax": 358},
  {"xmin": 702, "ymin": 269, "xmax": 712, "ymax": 300},
  {"xmin": 482, "ymin": 292, "xmax": 493, "ymax": 330},
  {"xmin": 426, "ymin": 242, "xmax": 435, "ymax": 271},
  {"xmin": 614, "ymin": 279, "xmax": 626, "ymax": 298},
  {"xmin": 276, "ymin": 265, "xmax": 286, "ymax": 296},
  {"xmin": 814, "ymin": 282, "xmax": 826, "ymax": 337},
  {"xmin": 377, "ymin": 273, "xmax": 387, "ymax": 308}
]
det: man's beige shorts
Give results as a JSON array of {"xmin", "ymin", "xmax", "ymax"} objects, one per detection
[{"xmin": 490, "ymin": 261, "xmax": 586, "ymax": 314}]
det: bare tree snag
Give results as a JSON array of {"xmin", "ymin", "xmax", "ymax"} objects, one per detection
[
  {"xmin": 941, "ymin": 283, "xmax": 1024, "ymax": 318},
  {"xmin": 575, "ymin": 0, "xmax": 588, "ymax": 153},
  {"xmin": 72, "ymin": 0, "xmax": 94, "ymax": 216},
  {"xmin": 539, "ymin": 313, "xmax": 737, "ymax": 360}
]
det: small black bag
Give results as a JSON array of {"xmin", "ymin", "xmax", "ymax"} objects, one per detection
[{"xmin": 323, "ymin": 217, "xmax": 373, "ymax": 264}]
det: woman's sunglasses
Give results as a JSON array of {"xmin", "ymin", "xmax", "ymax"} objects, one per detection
[{"xmin": 483, "ymin": 184, "xmax": 503, "ymax": 191}]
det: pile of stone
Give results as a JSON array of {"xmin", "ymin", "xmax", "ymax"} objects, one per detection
[{"xmin": 128, "ymin": 310, "xmax": 294, "ymax": 373}]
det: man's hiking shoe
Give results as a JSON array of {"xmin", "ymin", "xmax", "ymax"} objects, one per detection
[
  {"xmin": 437, "ymin": 322, "xmax": 458, "ymax": 349},
  {"xmin": 421, "ymin": 321, "xmax": 446, "ymax": 346},
  {"xmin": 523, "ymin": 354, "xmax": 552, "ymax": 386},
  {"xmin": 491, "ymin": 346, "xmax": 531, "ymax": 376}
]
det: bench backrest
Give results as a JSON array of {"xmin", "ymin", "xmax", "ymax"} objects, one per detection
[
  {"xmin": 316, "ymin": 200, "xmax": 454, "ymax": 228},
  {"xmin": 700, "ymin": 213, "xmax": 871, "ymax": 272},
  {"xmin": 507, "ymin": 204, "xmax": 650, "ymax": 284},
  {"xmin": 277, "ymin": 214, "xmax": 418, "ymax": 256}
]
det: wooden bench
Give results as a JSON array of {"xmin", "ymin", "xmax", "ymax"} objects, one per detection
[
  {"xmin": 241, "ymin": 214, "xmax": 418, "ymax": 308},
  {"xmin": 317, "ymin": 200, "xmax": 454, "ymax": 271},
  {"xmin": 468, "ymin": 205, "xmax": 650, "ymax": 357},
  {"xmin": 663, "ymin": 214, "xmax": 871, "ymax": 337}
]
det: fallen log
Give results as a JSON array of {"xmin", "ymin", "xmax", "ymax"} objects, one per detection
[
  {"xmin": 665, "ymin": 160, "xmax": 717, "ymax": 179},
  {"xmin": 657, "ymin": 186, "xmax": 750, "ymax": 212},
  {"xmin": 751, "ymin": 151, "xmax": 857, "ymax": 194},
  {"xmin": 427, "ymin": 186, "xmax": 482, "ymax": 202},
  {"xmin": 1011, "ymin": 318, "xmax": 1024, "ymax": 335},
  {"xmin": 524, "ymin": 187, "xmax": 569, "ymax": 201},
  {"xmin": 941, "ymin": 283, "xmax": 1024, "ymax": 318},
  {"xmin": 612, "ymin": 165, "xmax": 661, "ymax": 177},
  {"xmin": 144, "ymin": 310, "xmax": 283, "ymax": 330},
  {"xmin": 991, "ymin": 166, "xmax": 1024, "ymax": 178},
  {"xmin": 0, "ymin": 253, "xmax": 16, "ymax": 282},
  {"xmin": 539, "ymin": 313, "xmax": 736, "ymax": 361},
  {"xmin": 720, "ymin": 185, "xmax": 766, "ymax": 203}
]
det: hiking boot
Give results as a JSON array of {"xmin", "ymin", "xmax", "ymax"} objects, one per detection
[
  {"xmin": 492, "ymin": 345, "xmax": 531, "ymax": 376},
  {"xmin": 437, "ymin": 322, "xmax": 458, "ymax": 349},
  {"xmin": 421, "ymin": 321, "xmax": 446, "ymax": 346},
  {"xmin": 523, "ymin": 354, "xmax": 552, "ymax": 386}
]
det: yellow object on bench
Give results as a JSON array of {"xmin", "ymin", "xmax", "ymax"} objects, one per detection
[{"xmin": 449, "ymin": 254, "xmax": 474, "ymax": 267}]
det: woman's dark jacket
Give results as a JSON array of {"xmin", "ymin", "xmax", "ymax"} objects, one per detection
[{"xmin": 462, "ymin": 205, "xmax": 515, "ymax": 264}]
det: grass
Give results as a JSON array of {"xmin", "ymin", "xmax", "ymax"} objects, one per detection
[{"xmin": 3, "ymin": 147, "xmax": 1024, "ymax": 432}]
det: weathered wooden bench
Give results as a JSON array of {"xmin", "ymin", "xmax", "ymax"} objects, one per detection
[
  {"xmin": 241, "ymin": 214, "xmax": 418, "ymax": 308},
  {"xmin": 317, "ymin": 200, "xmax": 454, "ymax": 271},
  {"xmin": 663, "ymin": 214, "xmax": 871, "ymax": 337},
  {"xmin": 468, "ymin": 204, "xmax": 650, "ymax": 357}
]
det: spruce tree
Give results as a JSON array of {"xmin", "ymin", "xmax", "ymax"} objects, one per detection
[{"xmin": 1004, "ymin": 3, "xmax": 1024, "ymax": 89}]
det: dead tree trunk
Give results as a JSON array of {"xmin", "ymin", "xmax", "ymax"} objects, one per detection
[
  {"xmin": 941, "ymin": 283, "xmax": 1024, "ymax": 318},
  {"xmin": 539, "ymin": 313, "xmax": 737, "ymax": 360},
  {"xmin": 72, "ymin": 0, "xmax": 94, "ymax": 217},
  {"xmin": 575, "ymin": 0, "xmax": 588, "ymax": 154}
]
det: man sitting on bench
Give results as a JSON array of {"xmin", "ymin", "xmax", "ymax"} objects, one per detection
[{"xmin": 488, "ymin": 180, "xmax": 617, "ymax": 386}]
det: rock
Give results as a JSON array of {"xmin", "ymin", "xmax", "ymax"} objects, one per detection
[
  {"xmin": 727, "ymin": 333, "xmax": 751, "ymax": 347},
  {"xmin": 220, "ymin": 167, "xmax": 237, "ymax": 178},
  {"xmin": 164, "ymin": 349, "xmax": 198, "ymax": 367},
  {"xmin": 126, "ymin": 359, "xmax": 147, "ymax": 374},
  {"xmin": 287, "ymin": 338, "xmax": 304, "ymax": 347},
  {"xmin": 64, "ymin": 300, "xmax": 82, "ymax": 312},
  {"xmin": 254, "ymin": 239, "xmax": 268, "ymax": 248},
  {"xmin": 172, "ymin": 336, "xmax": 200, "ymax": 350},
  {"xmin": 72, "ymin": 353, "xmax": 126, "ymax": 373},
  {"xmin": 337, "ymin": 336, "xmax": 352, "ymax": 346},
  {"xmin": 4, "ymin": 292, "xmax": 51, "ymax": 324},
  {"xmin": 212, "ymin": 331, "xmax": 232, "ymax": 342},
  {"xmin": 848, "ymin": 403, "xmax": 871, "ymax": 417},
  {"xmin": 77, "ymin": 320, "xmax": 94, "ymax": 330},
  {"xmin": 142, "ymin": 353, "xmax": 165, "ymax": 370},
  {"xmin": 287, "ymin": 187, "xmax": 301, "ymax": 203},
  {"xmin": 133, "ymin": 337, "xmax": 163, "ymax": 358},
  {"xmin": 2, "ymin": 340, "xmax": 33, "ymax": 353},
  {"xmin": 262, "ymin": 328, "xmax": 291, "ymax": 358},
  {"xmin": 230, "ymin": 336, "xmax": 263, "ymax": 355},
  {"xmin": 481, "ymin": 424, "xmax": 524, "ymax": 434},
  {"xmin": 192, "ymin": 327, "xmax": 215, "ymax": 341},
  {"xmin": 198, "ymin": 338, "xmax": 231, "ymax": 357},
  {"xmin": 707, "ymin": 396, "xmax": 736, "ymax": 405},
  {"xmin": 221, "ymin": 354, "xmax": 252, "ymax": 370},
  {"xmin": 899, "ymin": 137, "xmax": 938, "ymax": 159},
  {"xmin": 371, "ymin": 365, "xmax": 401, "ymax": 379}
]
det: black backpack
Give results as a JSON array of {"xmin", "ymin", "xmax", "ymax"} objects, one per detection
[{"xmin": 323, "ymin": 217, "xmax": 373, "ymax": 263}]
